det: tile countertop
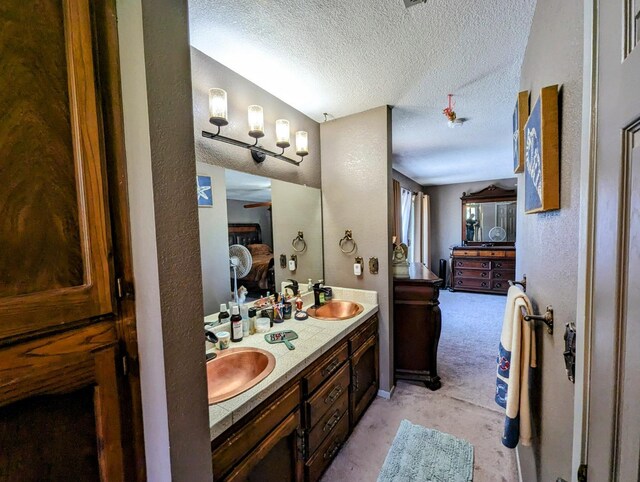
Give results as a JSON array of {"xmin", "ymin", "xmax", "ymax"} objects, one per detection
[{"xmin": 205, "ymin": 287, "xmax": 379, "ymax": 441}]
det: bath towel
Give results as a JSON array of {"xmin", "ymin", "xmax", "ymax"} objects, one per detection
[{"xmin": 495, "ymin": 286, "xmax": 536, "ymax": 448}]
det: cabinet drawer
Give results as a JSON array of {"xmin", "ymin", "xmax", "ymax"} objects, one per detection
[
  {"xmin": 492, "ymin": 269, "xmax": 514, "ymax": 280},
  {"xmin": 306, "ymin": 362, "xmax": 350, "ymax": 429},
  {"xmin": 453, "ymin": 259, "xmax": 491, "ymax": 270},
  {"xmin": 212, "ymin": 383, "xmax": 300, "ymax": 480},
  {"xmin": 305, "ymin": 410, "xmax": 349, "ymax": 482},
  {"xmin": 453, "ymin": 277, "xmax": 491, "ymax": 290},
  {"xmin": 349, "ymin": 315, "xmax": 377, "ymax": 354},
  {"xmin": 303, "ymin": 342, "xmax": 348, "ymax": 395},
  {"xmin": 454, "ymin": 268, "xmax": 491, "ymax": 279},
  {"xmin": 493, "ymin": 260, "xmax": 515, "ymax": 270},
  {"xmin": 482, "ymin": 250, "xmax": 506, "ymax": 257},
  {"xmin": 454, "ymin": 249, "xmax": 478, "ymax": 257},
  {"xmin": 492, "ymin": 280, "xmax": 509, "ymax": 292},
  {"xmin": 307, "ymin": 390, "xmax": 348, "ymax": 456},
  {"xmin": 504, "ymin": 250, "xmax": 516, "ymax": 258}
]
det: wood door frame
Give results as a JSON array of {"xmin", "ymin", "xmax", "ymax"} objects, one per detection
[
  {"xmin": 571, "ymin": 0, "xmax": 597, "ymax": 480},
  {"xmin": 93, "ymin": 0, "xmax": 146, "ymax": 479}
]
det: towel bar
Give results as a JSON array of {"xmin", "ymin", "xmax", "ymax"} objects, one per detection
[
  {"xmin": 508, "ymin": 275, "xmax": 527, "ymax": 292},
  {"xmin": 520, "ymin": 305, "xmax": 553, "ymax": 334}
]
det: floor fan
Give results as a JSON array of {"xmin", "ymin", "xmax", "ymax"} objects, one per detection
[{"xmin": 229, "ymin": 244, "xmax": 252, "ymax": 304}]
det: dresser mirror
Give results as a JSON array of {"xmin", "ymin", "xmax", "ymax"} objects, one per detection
[{"xmin": 460, "ymin": 184, "xmax": 517, "ymax": 246}]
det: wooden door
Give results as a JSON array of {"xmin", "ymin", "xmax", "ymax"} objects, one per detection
[
  {"xmin": 0, "ymin": 0, "xmax": 113, "ymax": 343},
  {"xmin": 0, "ymin": 0, "xmax": 143, "ymax": 480},
  {"xmin": 350, "ymin": 334, "xmax": 379, "ymax": 428},
  {"xmin": 584, "ymin": 0, "xmax": 640, "ymax": 479}
]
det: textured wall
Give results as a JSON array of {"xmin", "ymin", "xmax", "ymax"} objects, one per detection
[
  {"xmin": 516, "ymin": 1, "xmax": 583, "ymax": 480},
  {"xmin": 321, "ymin": 106, "xmax": 394, "ymax": 392},
  {"xmin": 271, "ymin": 180, "xmax": 323, "ymax": 289},
  {"xmin": 191, "ymin": 48, "xmax": 321, "ymax": 187},
  {"xmin": 423, "ymin": 178, "xmax": 517, "ymax": 274},
  {"xmin": 138, "ymin": 0, "xmax": 213, "ymax": 480},
  {"xmin": 197, "ymin": 162, "xmax": 230, "ymax": 316}
]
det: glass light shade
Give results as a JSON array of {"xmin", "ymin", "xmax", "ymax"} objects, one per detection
[
  {"xmin": 248, "ymin": 105, "xmax": 265, "ymax": 138},
  {"xmin": 295, "ymin": 131, "xmax": 309, "ymax": 157},
  {"xmin": 208, "ymin": 88, "xmax": 228, "ymax": 126},
  {"xmin": 275, "ymin": 119, "xmax": 290, "ymax": 148}
]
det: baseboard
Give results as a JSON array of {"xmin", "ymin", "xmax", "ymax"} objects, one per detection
[
  {"xmin": 377, "ymin": 386, "xmax": 396, "ymax": 399},
  {"xmin": 515, "ymin": 446, "xmax": 523, "ymax": 482}
]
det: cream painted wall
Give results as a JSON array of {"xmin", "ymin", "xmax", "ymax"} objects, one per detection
[
  {"xmin": 197, "ymin": 162, "xmax": 230, "ymax": 316},
  {"xmin": 118, "ymin": 0, "xmax": 213, "ymax": 480},
  {"xmin": 271, "ymin": 180, "xmax": 323, "ymax": 289},
  {"xmin": 321, "ymin": 106, "xmax": 394, "ymax": 392},
  {"xmin": 191, "ymin": 48, "xmax": 321, "ymax": 187},
  {"xmin": 516, "ymin": 1, "xmax": 583, "ymax": 480},
  {"xmin": 423, "ymin": 178, "xmax": 517, "ymax": 276}
]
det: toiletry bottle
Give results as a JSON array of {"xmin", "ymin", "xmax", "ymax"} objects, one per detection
[
  {"xmin": 248, "ymin": 307, "xmax": 257, "ymax": 335},
  {"xmin": 230, "ymin": 305, "xmax": 243, "ymax": 342},
  {"xmin": 307, "ymin": 278, "xmax": 313, "ymax": 292},
  {"xmin": 218, "ymin": 304, "xmax": 230, "ymax": 325},
  {"xmin": 241, "ymin": 305, "xmax": 250, "ymax": 338},
  {"xmin": 295, "ymin": 293, "xmax": 303, "ymax": 312}
]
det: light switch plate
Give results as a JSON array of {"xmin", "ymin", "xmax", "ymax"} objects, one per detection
[{"xmin": 369, "ymin": 257, "xmax": 379, "ymax": 274}]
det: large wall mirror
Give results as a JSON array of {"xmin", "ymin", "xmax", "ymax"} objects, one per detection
[
  {"xmin": 197, "ymin": 165, "xmax": 324, "ymax": 316},
  {"xmin": 460, "ymin": 184, "xmax": 517, "ymax": 246}
]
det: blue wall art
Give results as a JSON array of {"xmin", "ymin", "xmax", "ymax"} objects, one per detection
[
  {"xmin": 197, "ymin": 175, "xmax": 213, "ymax": 207},
  {"xmin": 524, "ymin": 85, "xmax": 560, "ymax": 214}
]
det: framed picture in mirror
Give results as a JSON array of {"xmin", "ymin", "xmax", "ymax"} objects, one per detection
[{"xmin": 513, "ymin": 90, "xmax": 529, "ymax": 174}]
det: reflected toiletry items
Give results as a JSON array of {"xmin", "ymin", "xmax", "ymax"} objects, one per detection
[{"xmin": 217, "ymin": 331, "xmax": 231, "ymax": 350}]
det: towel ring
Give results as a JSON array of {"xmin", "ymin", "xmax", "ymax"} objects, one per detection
[
  {"xmin": 520, "ymin": 305, "xmax": 554, "ymax": 334},
  {"xmin": 292, "ymin": 231, "xmax": 307, "ymax": 252},
  {"xmin": 339, "ymin": 230, "xmax": 357, "ymax": 254}
]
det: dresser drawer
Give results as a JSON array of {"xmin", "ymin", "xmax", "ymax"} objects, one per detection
[
  {"xmin": 453, "ymin": 277, "xmax": 491, "ymax": 290},
  {"xmin": 493, "ymin": 260, "xmax": 515, "ymax": 270},
  {"xmin": 492, "ymin": 269, "xmax": 514, "ymax": 281},
  {"xmin": 303, "ymin": 342, "xmax": 349, "ymax": 395},
  {"xmin": 305, "ymin": 410, "xmax": 349, "ymax": 482},
  {"xmin": 307, "ymin": 390, "xmax": 348, "ymax": 456},
  {"xmin": 454, "ymin": 249, "xmax": 478, "ymax": 257},
  {"xmin": 504, "ymin": 250, "xmax": 516, "ymax": 258},
  {"xmin": 306, "ymin": 362, "xmax": 350, "ymax": 429},
  {"xmin": 492, "ymin": 280, "xmax": 509, "ymax": 292},
  {"xmin": 453, "ymin": 259, "xmax": 491, "ymax": 270},
  {"xmin": 481, "ymin": 250, "xmax": 506, "ymax": 257},
  {"xmin": 455, "ymin": 268, "xmax": 491, "ymax": 279}
]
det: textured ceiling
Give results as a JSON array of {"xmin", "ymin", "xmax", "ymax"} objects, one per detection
[
  {"xmin": 225, "ymin": 169, "xmax": 271, "ymax": 202},
  {"xmin": 189, "ymin": 0, "xmax": 536, "ymax": 186}
]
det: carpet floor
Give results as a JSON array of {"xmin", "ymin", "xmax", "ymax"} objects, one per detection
[{"xmin": 321, "ymin": 290, "xmax": 519, "ymax": 482}]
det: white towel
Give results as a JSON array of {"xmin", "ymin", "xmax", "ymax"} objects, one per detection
[{"xmin": 495, "ymin": 286, "xmax": 537, "ymax": 448}]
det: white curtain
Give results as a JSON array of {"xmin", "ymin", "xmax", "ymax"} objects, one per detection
[
  {"xmin": 423, "ymin": 194, "xmax": 431, "ymax": 268},
  {"xmin": 411, "ymin": 192, "xmax": 423, "ymax": 263}
]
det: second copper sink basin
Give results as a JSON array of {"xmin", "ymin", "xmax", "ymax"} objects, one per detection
[
  {"xmin": 307, "ymin": 300, "xmax": 364, "ymax": 321},
  {"xmin": 206, "ymin": 347, "xmax": 276, "ymax": 404}
]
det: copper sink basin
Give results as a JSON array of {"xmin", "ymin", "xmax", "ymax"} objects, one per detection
[
  {"xmin": 307, "ymin": 300, "xmax": 364, "ymax": 321},
  {"xmin": 206, "ymin": 347, "xmax": 276, "ymax": 404}
]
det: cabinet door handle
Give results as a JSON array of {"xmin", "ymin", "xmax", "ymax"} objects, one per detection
[
  {"xmin": 323, "ymin": 410, "xmax": 342, "ymax": 433},
  {"xmin": 323, "ymin": 439, "xmax": 343, "ymax": 460},
  {"xmin": 481, "ymin": 281, "xmax": 488, "ymax": 287},
  {"xmin": 456, "ymin": 271, "xmax": 462, "ymax": 276},
  {"xmin": 321, "ymin": 358, "xmax": 340, "ymax": 378},
  {"xmin": 481, "ymin": 262, "xmax": 488, "ymax": 268},
  {"xmin": 480, "ymin": 272, "xmax": 487, "ymax": 278},
  {"xmin": 495, "ymin": 272, "xmax": 502, "ymax": 278},
  {"xmin": 456, "ymin": 261, "xmax": 463, "ymax": 267},
  {"xmin": 456, "ymin": 280, "xmax": 463, "ymax": 285},
  {"xmin": 496, "ymin": 262, "xmax": 502, "ymax": 268},
  {"xmin": 324, "ymin": 385, "xmax": 343, "ymax": 405}
]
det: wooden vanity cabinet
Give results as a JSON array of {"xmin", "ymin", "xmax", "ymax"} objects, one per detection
[{"xmin": 211, "ymin": 314, "xmax": 379, "ymax": 482}]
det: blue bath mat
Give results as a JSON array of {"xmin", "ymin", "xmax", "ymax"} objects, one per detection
[{"xmin": 378, "ymin": 420, "xmax": 474, "ymax": 482}]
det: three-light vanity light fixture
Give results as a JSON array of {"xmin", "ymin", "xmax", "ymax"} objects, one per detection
[{"xmin": 202, "ymin": 88, "xmax": 309, "ymax": 166}]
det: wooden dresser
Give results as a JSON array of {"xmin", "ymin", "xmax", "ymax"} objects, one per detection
[
  {"xmin": 449, "ymin": 246, "xmax": 516, "ymax": 294},
  {"xmin": 393, "ymin": 263, "xmax": 443, "ymax": 390}
]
